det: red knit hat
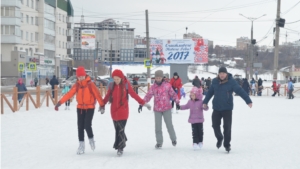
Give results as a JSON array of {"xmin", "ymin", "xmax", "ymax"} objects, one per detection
[
  {"xmin": 112, "ymin": 69, "xmax": 124, "ymax": 79},
  {"xmin": 76, "ymin": 66, "xmax": 86, "ymax": 77}
]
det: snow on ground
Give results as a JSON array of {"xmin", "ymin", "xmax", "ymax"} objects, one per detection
[{"xmin": 2, "ymin": 94, "xmax": 300, "ymax": 169}]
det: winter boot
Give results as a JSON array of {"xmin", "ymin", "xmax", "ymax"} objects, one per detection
[
  {"xmin": 89, "ymin": 137, "xmax": 95, "ymax": 151},
  {"xmin": 172, "ymin": 140, "xmax": 177, "ymax": 147},
  {"xmin": 77, "ymin": 141, "xmax": 85, "ymax": 155},
  {"xmin": 225, "ymin": 146, "xmax": 231, "ymax": 153},
  {"xmin": 198, "ymin": 142, "xmax": 203, "ymax": 149},
  {"xmin": 155, "ymin": 143, "xmax": 162, "ymax": 149},
  {"xmin": 67, "ymin": 106, "xmax": 70, "ymax": 110},
  {"xmin": 193, "ymin": 143, "xmax": 199, "ymax": 150},
  {"xmin": 117, "ymin": 148, "xmax": 123, "ymax": 156},
  {"xmin": 216, "ymin": 139, "xmax": 223, "ymax": 149},
  {"xmin": 65, "ymin": 106, "xmax": 67, "ymax": 110}
]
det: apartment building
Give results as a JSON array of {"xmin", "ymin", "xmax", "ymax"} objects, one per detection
[
  {"xmin": 1, "ymin": 0, "xmax": 73, "ymax": 80},
  {"xmin": 236, "ymin": 37, "xmax": 250, "ymax": 50}
]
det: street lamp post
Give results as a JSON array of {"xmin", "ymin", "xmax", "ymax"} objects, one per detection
[
  {"xmin": 109, "ymin": 39, "xmax": 114, "ymax": 78},
  {"xmin": 240, "ymin": 14, "xmax": 266, "ymax": 79}
]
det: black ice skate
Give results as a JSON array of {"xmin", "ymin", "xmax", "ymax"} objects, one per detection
[
  {"xmin": 225, "ymin": 146, "xmax": 231, "ymax": 153},
  {"xmin": 172, "ymin": 140, "xmax": 177, "ymax": 147},
  {"xmin": 155, "ymin": 144, "xmax": 162, "ymax": 149},
  {"xmin": 117, "ymin": 149, "xmax": 123, "ymax": 156},
  {"xmin": 216, "ymin": 139, "xmax": 223, "ymax": 149}
]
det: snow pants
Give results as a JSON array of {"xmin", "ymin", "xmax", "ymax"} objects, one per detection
[
  {"xmin": 191, "ymin": 123, "xmax": 203, "ymax": 143},
  {"xmin": 212, "ymin": 110, "xmax": 232, "ymax": 148},
  {"xmin": 288, "ymin": 89, "xmax": 294, "ymax": 99},
  {"xmin": 65, "ymin": 100, "xmax": 70, "ymax": 106},
  {"xmin": 113, "ymin": 120, "xmax": 127, "ymax": 150},
  {"xmin": 77, "ymin": 109, "xmax": 94, "ymax": 141},
  {"xmin": 154, "ymin": 109, "xmax": 177, "ymax": 145}
]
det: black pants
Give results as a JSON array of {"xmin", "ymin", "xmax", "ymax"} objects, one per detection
[
  {"xmin": 52, "ymin": 90, "xmax": 55, "ymax": 98},
  {"xmin": 272, "ymin": 92, "xmax": 279, "ymax": 96},
  {"xmin": 65, "ymin": 100, "xmax": 70, "ymax": 106},
  {"xmin": 35, "ymin": 82, "xmax": 37, "ymax": 87},
  {"xmin": 212, "ymin": 110, "xmax": 232, "ymax": 148},
  {"xmin": 191, "ymin": 123, "xmax": 203, "ymax": 143},
  {"xmin": 289, "ymin": 89, "xmax": 294, "ymax": 99},
  {"xmin": 77, "ymin": 109, "xmax": 95, "ymax": 141},
  {"xmin": 171, "ymin": 101, "xmax": 175, "ymax": 108},
  {"xmin": 113, "ymin": 120, "xmax": 127, "ymax": 150}
]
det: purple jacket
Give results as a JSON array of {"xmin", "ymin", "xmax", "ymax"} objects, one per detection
[
  {"xmin": 144, "ymin": 81, "xmax": 179, "ymax": 112},
  {"xmin": 180, "ymin": 88, "xmax": 208, "ymax": 124}
]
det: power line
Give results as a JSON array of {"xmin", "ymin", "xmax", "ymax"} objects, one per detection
[
  {"xmin": 282, "ymin": 1, "xmax": 300, "ymax": 15},
  {"xmin": 285, "ymin": 19, "xmax": 300, "ymax": 24}
]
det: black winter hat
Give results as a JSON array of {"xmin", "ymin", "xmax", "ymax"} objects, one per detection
[
  {"xmin": 173, "ymin": 72, "xmax": 179, "ymax": 76},
  {"xmin": 218, "ymin": 67, "xmax": 228, "ymax": 74}
]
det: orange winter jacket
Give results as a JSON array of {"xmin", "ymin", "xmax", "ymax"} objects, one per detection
[{"xmin": 59, "ymin": 76, "xmax": 104, "ymax": 109}]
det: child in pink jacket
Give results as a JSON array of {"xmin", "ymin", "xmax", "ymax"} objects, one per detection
[{"xmin": 177, "ymin": 87, "xmax": 209, "ymax": 150}]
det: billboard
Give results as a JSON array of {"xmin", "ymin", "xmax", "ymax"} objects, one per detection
[
  {"xmin": 150, "ymin": 39, "xmax": 208, "ymax": 64},
  {"xmin": 81, "ymin": 30, "xmax": 96, "ymax": 49}
]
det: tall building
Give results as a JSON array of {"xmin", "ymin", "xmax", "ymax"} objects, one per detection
[
  {"xmin": 1, "ymin": 0, "xmax": 74, "ymax": 80},
  {"xmin": 73, "ymin": 19, "xmax": 135, "ymax": 63},
  {"xmin": 183, "ymin": 32, "xmax": 202, "ymax": 39},
  {"xmin": 236, "ymin": 37, "xmax": 250, "ymax": 50}
]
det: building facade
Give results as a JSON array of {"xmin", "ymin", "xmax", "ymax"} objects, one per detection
[
  {"xmin": 236, "ymin": 37, "xmax": 250, "ymax": 50},
  {"xmin": 1, "ymin": 0, "xmax": 74, "ymax": 80},
  {"xmin": 73, "ymin": 18, "xmax": 135, "ymax": 64}
]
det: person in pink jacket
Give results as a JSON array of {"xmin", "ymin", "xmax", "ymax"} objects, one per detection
[
  {"xmin": 141, "ymin": 70, "xmax": 179, "ymax": 149},
  {"xmin": 177, "ymin": 87, "xmax": 209, "ymax": 150}
]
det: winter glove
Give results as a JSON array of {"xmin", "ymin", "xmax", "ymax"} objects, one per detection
[
  {"xmin": 55, "ymin": 102, "xmax": 61, "ymax": 111},
  {"xmin": 143, "ymin": 103, "xmax": 151, "ymax": 110},
  {"xmin": 176, "ymin": 104, "xmax": 180, "ymax": 110},
  {"xmin": 138, "ymin": 105, "xmax": 143, "ymax": 113},
  {"xmin": 98, "ymin": 106, "xmax": 105, "ymax": 114}
]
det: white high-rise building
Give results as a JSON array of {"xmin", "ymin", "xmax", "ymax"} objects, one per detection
[{"xmin": 1, "ymin": 0, "xmax": 74, "ymax": 80}]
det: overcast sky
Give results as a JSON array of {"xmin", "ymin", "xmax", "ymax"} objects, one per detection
[{"xmin": 70, "ymin": 0, "xmax": 300, "ymax": 46}]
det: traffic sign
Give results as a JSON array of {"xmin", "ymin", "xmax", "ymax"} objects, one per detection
[
  {"xmin": 18, "ymin": 62, "xmax": 25, "ymax": 72},
  {"xmin": 28, "ymin": 62, "xmax": 37, "ymax": 71},
  {"xmin": 144, "ymin": 59, "xmax": 152, "ymax": 68}
]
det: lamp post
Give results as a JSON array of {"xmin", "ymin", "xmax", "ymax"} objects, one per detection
[
  {"xmin": 240, "ymin": 13, "xmax": 266, "ymax": 79},
  {"xmin": 109, "ymin": 38, "xmax": 114, "ymax": 78}
]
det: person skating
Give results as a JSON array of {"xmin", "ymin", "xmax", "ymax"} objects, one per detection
[
  {"xmin": 176, "ymin": 87, "xmax": 208, "ymax": 150},
  {"xmin": 203, "ymin": 67, "xmax": 252, "ymax": 153},
  {"xmin": 192, "ymin": 76, "xmax": 201, "ymax": 88},
  {"xmin": 272, "ymin": 81, "xmax": 278, "ymax": 97},
  {"xmin": 54, "ymin": 67, "xmax": 104, "ymax": 155},
  {"xmin": 45, "ymin": 77, "xmax": 49, "ymax": 86},
  {"xmin": 61, "ymin": 82, "xmax": 72, "ymax": 110},
  {"xmin": 34, "ymin": 77, "xmax": 38, "ymax": 87},
  {"xmin": 169, "ymin": 72, "xmax": 182, "ymax": 110},
  {"xmin": 142, "ymin": 70, "xmax": 179, "ymax": 149},
  {"xmin": 242, "ymin": 78, "xmax": 250, "ymax": 95},
  {"xmin": 205, "ymin": 77, "xmax": 212, "ymax": 89},
  {"xmin": 50, "ymin": 75, "xmax": 59, "ymax": 98},
  {"xmin": 102, "ymin": 69, "xmax": 151, "ymax": 156},
  {"xmin": 15, "ymin": 78, "xmax": 27, "ymax": 103},
  {"xmin": 288, "ymin": 79, "xmax": 294, "ymax": 99}
]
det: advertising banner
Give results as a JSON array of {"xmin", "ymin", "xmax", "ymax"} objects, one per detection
[
  {"xmin": 150, "ymin": 39, "xmax": 208, "ymax": 64},
  {"xmin": 40, "ymin": 56, "xmax": 55, "ymax": 65},
  {"xmin": 81, "ymin": 30, "xmax": 96, "ymax": 49}
]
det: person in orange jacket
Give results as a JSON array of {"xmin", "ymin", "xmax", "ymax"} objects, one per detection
[
  {"xmin": 169, "ymin": 72, "xmax": 182, "ymax": 108},
  {"xmin": 101, "ymin": 69, "xmax": 151, "ymax": 156},
  {"xmin": 54, "ymin": 66, "xmax": 104, "ymax": 155}
]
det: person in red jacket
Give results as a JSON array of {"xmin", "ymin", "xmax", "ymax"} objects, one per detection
[
  {"xmin": 272, "ymin": 81, "xmax": 278, "ymax": 97},
  {"xmin": 169, "ymin": 72, "xmax": 182, "ymax": 108},
  {"xmin": 101, "ymin": 69, "xmax": 151, "ymax": 156}
]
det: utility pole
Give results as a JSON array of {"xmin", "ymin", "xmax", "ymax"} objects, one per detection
[
  {"xmin": 110, "ymin": 40, "xmax": 113, "ymax": 78},
  {"xmin": 145, "ymin": 10, "xmax": 150, "ymax": 86},
  {"xmin": 273, "ymin": 0, "xmax": 281, "ymax": 80}
]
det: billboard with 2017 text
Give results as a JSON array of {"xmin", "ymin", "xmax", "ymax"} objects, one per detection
[{"xmin": 150, "ymin": 39, "xmax": 208, "ymax": 64}]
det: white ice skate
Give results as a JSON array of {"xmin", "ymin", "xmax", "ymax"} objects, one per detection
[
  {"xmin": 198, "ymin": 142, "xmax": 203, "ymax": 149},
  {"xmin": 77, "ymin": 141, "xmax": 85, "ymax": 155},
  {"xmin": 193, "ymin": 143, "xmax": 199, "ymax": 151},
  {"xmin": 89, "ymin": 138, "xmax": 95, "ymax": 151},
  {"xmin": 67, "ymin": 106, "xmax": 70, "ymax": 110},
  {"xmin": 65, "ymin": 106, "xmax": 67, "ymax": 110}
]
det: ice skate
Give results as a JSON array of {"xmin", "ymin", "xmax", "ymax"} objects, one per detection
[
  {"xmin": 89, "ymin": 137, "xmax": 95, "ymax": 151},
  {"xmin": 155, "ymin": 144, "xmax": 162, "ymax": 149},
  {"xmin": 216, "ymin": 139, "xmax": 223, "ymax": 149},
  {"xmin": 198, "ymin": 142, "xmax": 203, "ymax": 149},
  {"xmin": 225, "ymin": 146, "xmax": 231, "ymax": 153},
  {"xmin": 67, "ymin": 106, "xmax": 70, "ymax": 110},
  {"xmin": 77, "ymin": 141, "xmax": 85, "ymax": 155},
  {"xmin": 117, "ymin": 149, "xmax": 123, "ymax": 156},
  {"xmin": 193, "ymin": 143, "xmax": 199, "ymax": 151},
  {"xmin": 65, "ymin": 106, "xmax": 67, "ymax": 110},
  {"xmin": 172, "ymin": 140, "xmax": 177, "ymax": 147}
]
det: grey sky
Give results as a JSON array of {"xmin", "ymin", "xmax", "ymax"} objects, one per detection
[{"xmin": 71, "ymin": 0, "xmax": 300, "ymax": 46}]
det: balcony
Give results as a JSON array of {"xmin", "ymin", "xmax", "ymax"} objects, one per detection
[
  {"xmin": 1, "ymin": 17, "xmax": 21, "ymax": 26},
  {"xmin": 67, "ymin": 23, "xmax": 72, "ymax": 29},
  {"xmin": 1, "ymin": 35, "xmax": 21, "ymax": 44},
  {"xmin": 1, "ymin": 0, "xmax": 21, "ymax": 7}
]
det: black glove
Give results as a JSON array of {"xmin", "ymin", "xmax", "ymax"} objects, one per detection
[
  {"xmin": 138, "ymin": 105, "xmax": 143, "ymax": 113},
  {"xmin": 176, "ymin": 104, "xmax": 180, "ymax": 110}
]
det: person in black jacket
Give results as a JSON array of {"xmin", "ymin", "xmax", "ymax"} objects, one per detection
[
  {"xmin": 258, "ymin": 78, "xmax": 263, "ymax": 87},
  {"xmin": 50, "ymin": 75, "xmax": 59, "ymax": 98},
  {"xmin": 205, "ymin": 77, "xmax": 212, "ymax": 89},
  {"xmin": 132, "ymin": 79, "xmax": 138, "ymax": 94},
  {"xmin": 242, "ymin": 78, "xmax": 250, "ymax": 95},
  {"xmin": 203, "ymin": 67, "xmax": 252, "ymax": 153},
  {"xmin": 192, "ymin": 76, "xmax": 201, "ymax": 88}
]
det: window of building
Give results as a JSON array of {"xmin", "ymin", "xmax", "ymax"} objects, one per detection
[
  {"xmin": 63, "ymin": 42, "xmax": 64, "ymax": 49},
  {"xmin": 21, "ymin": 0, "xmax": 23, "ymax": 4},
  {"xmin": 35, "ymin": 32, "xmax": 38, "ymax": 42},
  {"xmin": 20, "ymin": 13, "xmax": 23, "ymax": 22},
  {"xmin": 26, "ymin": 15, "xmax": 29, "ymax": 23},
  {"xmin": 25, "ymin": 49, "xmax": 28, "ymax": 55},
  {"xmin": 21, "ymin": 30, "xmax": 23, "ymax": 39},
  {"xmin": 1, "ymin": 7, "xmax": 16, "ymax": 17},
  {"xmin": 44, "ymin": 34, "xmax": 55, "ymax": 44},
  {"xmin": 59, "ymin": 27, "xmax": 61, "ymax": 35},
  {"xmin": 31, "ymin": 33, "xmax": 33, "ymax": 42},
  {"xmin": 44, "ymin": 19, "xmax": 55, "ymax": 30},
  {"xmin": 27, "ymin": 0, "xmax": 29, "ymax": 6},
  {"xmin": 62, "ymin": 15, "xmax": 64, "ymax": 22},
  {"xmin": 35, "ymin": 17, "xmax": 38, "ymax": 25},
  {"xmin": 35, "ymin": 0, "xmax": 39, "ymax": 10},
  {"xmin": 36, "ymin": 48, "xmax": 38, "ymax": 53},
  {"xmin": 26, "ymin": 32, "xmax": 28, "ymax": 40},
  {"xmin": 62, "ymin": 28, "xmax": 64, "ymax": 35},
  {"xmin": 59, "ymin": 41, "xmax": 61, "ymax": 48},
  {"xmin": 44, "ymin": 3, "xmax": 54, "ymax": 15},
  {"xmin": 31, "ymin": 0, "xmax": 34, "ymax": 8},
  {"xmin": 59, "ymin": 13, "xmax": 61, "ymax": 21},
  {"xmin": 31, "ymin": 17, "xmax": 34, "ymax": 25}
]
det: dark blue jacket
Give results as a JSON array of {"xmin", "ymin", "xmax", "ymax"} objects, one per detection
[
  {"xmin": 203, "ymin": 73, "xmax": 252, "ymax": 111},
  {"xmin": 16, "ymin": 83, "xmax": 27, "ymax": 100},
  {"xmin": 50, "ymin": 75, "xmax": 59, "ymax": 89}
]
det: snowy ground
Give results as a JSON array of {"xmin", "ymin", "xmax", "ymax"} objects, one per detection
[{"xmin": 1, "ymin": 93, "xmax": 300, "ymax": 169}]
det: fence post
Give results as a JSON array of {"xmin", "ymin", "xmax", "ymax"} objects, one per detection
[
  {"xmin": 26, "ymin": 93, "xmax": 29, "ymax": 111},
  {"xmin": 54, "ymin": 85, "xmax": 58, "ymax": 104},
  {"xmin": 46, "ymin": 91, "xmax": 49, "ymax": 107},
  {"xmin": 13, "ymin": 87, "xmax": 18, "ymax": 111},
  {"xmin": 284, "ymin": 85, "xmax": 286, "ymax": 96},
  {"xmin": 36, "ymin": 86, "xmax": 40, "ymax": 108},
  {"xmin": 148, "ymin": 83, "xmax": 150, "ymax": 91},
  {"xmin": 267, "ymin": 88, "xmax": 269, "ymax": 96},
  {"xmin": 1, "ymin": 94, "xmax": 4, "ymax": 114},
  {"xmin": 100, "ymin": 83, "xmax": 103, "ymax": 97}
]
